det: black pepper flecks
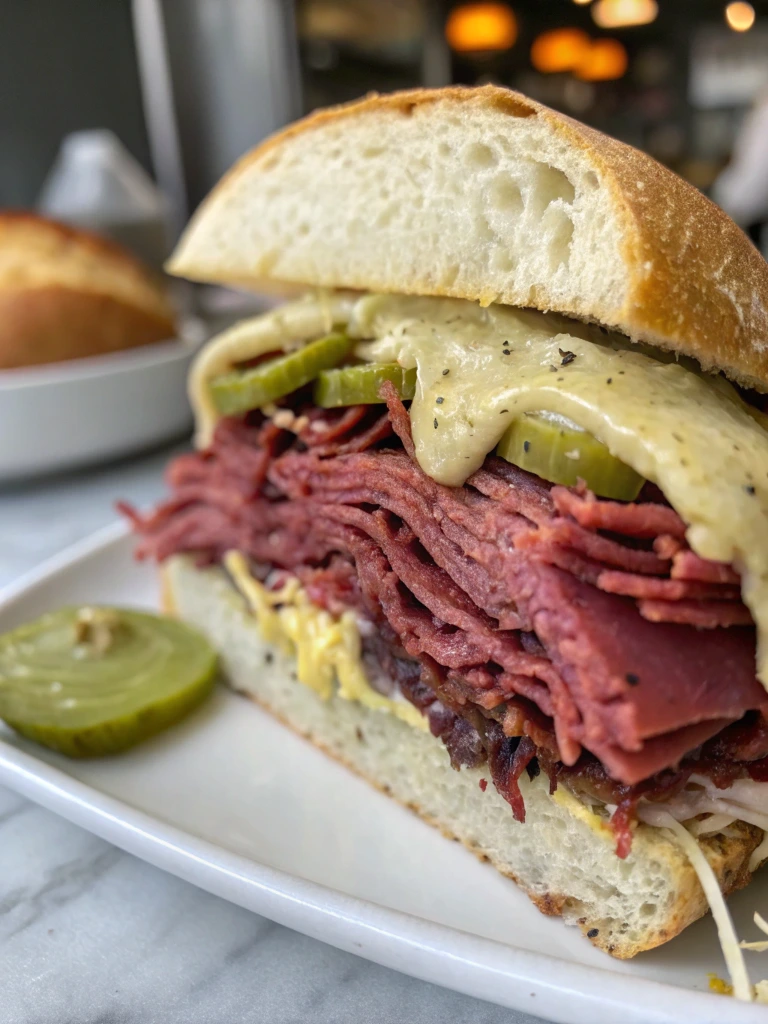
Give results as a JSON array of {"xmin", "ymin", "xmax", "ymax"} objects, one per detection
[
  {"xmin": 625, "ymin": 672, "xmax": 640, "ymax": 686},
  {"xmin": 524, "ymin": 440, "xmax": 531, "ymax": 453},
  {"xmin": 606, "ymin": 377, "xmax": 613, "ymax": 385},
  {"xmin": 442, "ymin": 368, "xmax": 450, "ymax": 376},
  {"xmin": 265, "ymin": 652, "xmax": 274, "ymax": 664},
  {"xmin": 500, "ymin": 409, "xmax": 509, "ymax": 414},
  {"xmin": 559, "ymin": 348, "xmax": 576, "ymax": 366},
  {"xmin": 587, "ymin": 928, "xmax": 599, "ymax": 938},
  {"xmin": 434, "ymin": 417, "xmax": 439, "ymax": 429},
  {"xmin": 745, "ymin": 484, "xmax": 756, "ymax": 495},
  {"xmin": 436, "ymin": 396, "xmax": 444, "ymax": 404}
]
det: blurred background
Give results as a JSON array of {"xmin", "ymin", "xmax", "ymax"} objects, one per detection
[
  {"xmin": 4, "ymin": 0, "xmax": 768, "ymax": 230},
  {"xmin": 3, "ymin": 0, "xmax": 768, "ymax": 480}
]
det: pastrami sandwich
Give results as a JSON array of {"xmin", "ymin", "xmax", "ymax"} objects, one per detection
[{"xmin": 124, "ymin": 87, "xmax": 768, "ymax": 984}]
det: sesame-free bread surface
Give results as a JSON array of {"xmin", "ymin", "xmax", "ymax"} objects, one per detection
[
  {"xmin": 168, "ymin": 85, "xmax": 768, "ymax": 391},
  {"xmin": 0, "ymin": 212, "xmax": 176, "ymax": 368},
  {"xmin": 162, "ymin": 555, "xmax": 764, "ymax": 959}
]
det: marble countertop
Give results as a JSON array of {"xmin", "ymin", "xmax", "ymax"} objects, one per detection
[{"xmin": 0, "ymin": 449, "xmax": 545, "ymax": 1024}]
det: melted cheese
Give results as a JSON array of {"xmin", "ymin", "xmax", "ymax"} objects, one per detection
[
  {"xmin": 191, "ymin": 293, "xmax": 356, "ymax": 446},
  {"xmin": 349, "ymin": 294, "xmax": 768, "ymax": 687},
  {"xmin": 224, "ymin": 552, "xmax": 427, "ymax": 730},
  {"xmin": 193, "ymin": 292, "xmax": 768, "ymax": 689}
]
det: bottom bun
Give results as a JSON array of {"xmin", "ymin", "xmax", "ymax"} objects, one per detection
[{"xmin": 162, "ymin": 555, "xmax": 762, "ymax": 959}]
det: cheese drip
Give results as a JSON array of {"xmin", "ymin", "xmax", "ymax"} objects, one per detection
[
  {"xmin": 350, "ymin": 294, "xmax": 768, "ymax": 687},
  {"xmin": 191, "ymin": 292, "xmax": 356, "ymax": 446},
  {"xmin": 191, "ymin": 293, "xmax": 768, "ymax": 689}
]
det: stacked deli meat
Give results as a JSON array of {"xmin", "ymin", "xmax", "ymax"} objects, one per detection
[{"xmin": 124, "ymin": 386, "xmax": 768, "ymax": 857}]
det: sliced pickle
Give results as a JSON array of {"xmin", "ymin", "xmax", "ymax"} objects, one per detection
[
  {"xmin": 210, "ymin": 332, "xmax": 353, "ymax": 415},
  {"xmin": 496, "ymin": 412, "xmax": 644, "ymax": 500},
  {"xmin": 0, "ymin": 606, "xmax": 217, "ymax": 757},
  {"xmin": 314, "ymin": 363, "xmax": 417, "ymax": 407}
]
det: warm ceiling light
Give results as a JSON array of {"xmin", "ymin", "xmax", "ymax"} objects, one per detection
[
  {"xmin": 572, "ymin": 0, "xmax": 593, "ymax": 5},
  {"xmin": 725, "ymin": 1, "xmax": 756, "ymax": 31},
  {"xmin": 575, "ymin": 38, "xmax": 628, "ymax": 80},
  {"xmin": 445, "ymin": 3, "xmax": 518, "ymax": 52},
  {"xmin": 531, "ymin": 28, "xmax": 591, "ymax": 73},
  {"xmin": 592, "ymin": 0, "xmax": 658, "ymax": 28}
]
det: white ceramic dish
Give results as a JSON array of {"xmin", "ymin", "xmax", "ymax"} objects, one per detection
[
  {"xmin": 0, "ymin": 319, "xmax": 207, "ymax": 482},
  {"xmin": 0, "ymin": 524, "xmax": 766, "ymax": 1024}
]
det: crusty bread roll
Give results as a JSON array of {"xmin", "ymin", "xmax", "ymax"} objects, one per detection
[
  {"xmin": 163, "ymin": 556, "xmax": 763, "ymax": 959},
  {"xmin": 168, "ymin": 85, "xmax": 768, "ymax": 392},
  {"xmin": 149, "ymin": 86, "xmax": 768, "ymax": 975},
  {"xmin": 0, "ymin": 212, "xmax": 176, "ymax": 369}
]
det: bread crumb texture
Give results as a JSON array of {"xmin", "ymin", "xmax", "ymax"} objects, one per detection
[
  {"xmin": 169, "ymin": 85, "xmax": 768, "ymax": 391},
  {"xmin": 164, "ymin": 555, "xmax": 763, "ymax": 959}
]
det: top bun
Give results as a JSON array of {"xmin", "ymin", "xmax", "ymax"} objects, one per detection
[
  {"xmin": 0, "ymin": 212, "xmax": 176, "ymax": 369},
  {"xmin": 168, "ymin": 86, "xmax": 768, "ymax": 391}
]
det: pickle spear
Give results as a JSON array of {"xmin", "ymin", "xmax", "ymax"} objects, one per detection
[
  {"xmin": 0, "ymin": 606, "xmax": 217, "ymax": 757},
  {"xmin": 314, "ymin": 363, "xmax": 417, "ymax": 407},
  {"xmin": 497, "ymin": 412, "xmax": 644, "ymax": 500},
  {"xmin": 210, "ymin": 332, "xmax": 353, "ymax": 415}
]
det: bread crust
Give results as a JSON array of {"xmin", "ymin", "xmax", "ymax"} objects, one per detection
[
  {"xmin": 0, "ymin": 286, "xmax": 173, "ymax": 368},
  {"xmin": 233, "ymin": 682, "xmax": 763, "ymax": 958},
  {"xmin": 169, "ymin": 85, "xmax": 768, "ymax": 391},
  {"xmin": 161, "ymin": 558, "xmax": 766, "ymax": 960},
  {"xmin": 0, "ymin": 212, "xmax": 175, "ymax": 367}
]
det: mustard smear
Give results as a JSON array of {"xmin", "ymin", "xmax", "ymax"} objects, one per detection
[{"xmin": 224, "ymin": 552, "xmax": 426, "ymax": 730}]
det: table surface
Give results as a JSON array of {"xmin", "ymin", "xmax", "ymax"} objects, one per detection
[{"xmin": 0, "ymin": 447, "xmax": 546, "ymax": 1024}]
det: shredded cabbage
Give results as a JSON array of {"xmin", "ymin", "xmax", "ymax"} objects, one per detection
[
  {"xmin": 644, "ymin": 775, "xmax": 768, "ymax": 836},
  {"xmin": 741, "ymin": 912, "xmax": 768, "ymax": 953},
  {"xmin": 651, "ymin": 810, "xmax": 753, "ymax": 1002},
  {"xmin": 688, "ymin": 813, "xmax": 737, "ymax": 837}
]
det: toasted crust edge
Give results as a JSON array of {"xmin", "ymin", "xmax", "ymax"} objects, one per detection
[
  {"xmin": 160, "ymin": 558, "xmax": 765, "ymax": 959},
  {"xmin": 168, "ymin": 85, "xmax": 768, "ymax": 391}
]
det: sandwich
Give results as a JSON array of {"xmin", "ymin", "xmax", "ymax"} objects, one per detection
[
  {"xmin": 123, "ymin": 86, "xmax": 768, "ymax": 990},
  {"xmin": 0, "ymin": 212, "xmax": 175, "ymax": 368}
]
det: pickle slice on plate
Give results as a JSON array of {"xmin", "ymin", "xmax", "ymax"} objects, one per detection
[
  {"xmin": 0, "ymin": 606, "xmax": 217, "ymax": 757},
  {"xmin": 210, "ymin": 332, "xmax": 353, "ymax": 415},
  {"xmin": 314, "ymin": 363, "xmax": 417, "ymax": 407},
  {"xmin": 496, "ymin": 412, "xmax": 644, "ymax": 500}
]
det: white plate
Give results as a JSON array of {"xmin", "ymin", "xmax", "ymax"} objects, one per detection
[
  {"xmin": 0, "ymin": 525, "xmax": 765, "ymax": 1024},
  {"xmin": 0, "ymin": 320, "xmax": 207, "ymax": 482}
]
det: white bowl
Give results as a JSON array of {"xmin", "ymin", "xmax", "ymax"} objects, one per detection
[{"xmin": 0, "ymin": 319, "xmax": 207, "ymax": 482}]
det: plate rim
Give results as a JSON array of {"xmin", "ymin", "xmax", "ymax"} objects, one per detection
[{"xmin": 0, "ymin": 525, "xmax": 760, "ymax": 1024}]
